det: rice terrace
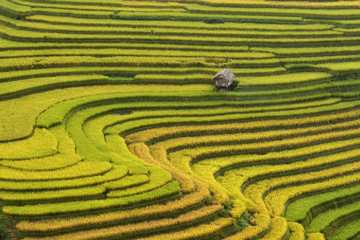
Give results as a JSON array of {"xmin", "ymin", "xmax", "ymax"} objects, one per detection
[{"xmin": 3, "ymin": 0, "xmax": 360, "ymax": 239}]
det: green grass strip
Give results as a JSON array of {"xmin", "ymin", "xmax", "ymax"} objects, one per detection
[
  {"xmin": 0, "ymin": 0, "xmax": 32, "ymax": 18},
  {"xmin": 317, "ymin": 60, "xmax": 360, "ymax": 72},
  {"xmin": 0, "ymin": 153, "xmax": 81, "ymax": 171},
  {"xmin": 0, "ymin": 162, "xmax": 114, "ymax": 181},
  {"xmin": 26, "ymin": 14, "xmax": 332, "ymax": 31},
  {"xmin": 0, "ymin": 128, "xmax": 57, "ymax": 160},
  {"xmin": 0, "ymin": 186, "xmax": 105, "ymax": 204},
  {"xmin": 107, "ymin": 166, "xmax": 172, "ymax": 198},
  {"xmin": 105, "ymin": 100, "xmax": 360, "ymax": 135},
  {"xmin": 238, "ymin": 72, "xmax": 332, "ymax": 85},
  {"xmin": 2, "ymin": 181, "xmax": 180, "ymax": 217},
  {"xmin": 186, "ymin": 4, "xmax": 360, "ymax": 18},
  {"xmin": 285, "ymin": 182, "xmax": 360, "ymax": 222},
  {"xmin": 305, "ymin": 200, "xmax": 360, "ymax": 233},
  {"xmin": 0, "ymin": 167, "xmax": 127, "ymax": 191},
  {"xmin": 37, "ymin": 91, "xmax": 332, "ymax": 129},
  {"xmin": 103, "ymin": 174, "xmax": 149, "ymax": 190},
  {"xmin": 329, "ymin": 218, "xmax": 360, "ymax": 240}
]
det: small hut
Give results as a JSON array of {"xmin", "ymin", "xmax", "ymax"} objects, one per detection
[{"xmin": 213, "ymin": 69, "xmax": 235, "ymax": 91}]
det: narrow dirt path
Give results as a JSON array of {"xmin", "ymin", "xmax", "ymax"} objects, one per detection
[{"xmin": 8, "ymin": 217, "xmax": 19, "ymax": 240}]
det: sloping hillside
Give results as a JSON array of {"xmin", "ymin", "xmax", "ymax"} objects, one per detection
[{"xmin": 1, "ymin": 0, "xmax": 360, "ymax": 239}]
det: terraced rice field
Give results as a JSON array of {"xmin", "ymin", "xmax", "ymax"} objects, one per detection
[{"xmin": 1, "ymin": 0, "xmax": 360, "ymax": 239}]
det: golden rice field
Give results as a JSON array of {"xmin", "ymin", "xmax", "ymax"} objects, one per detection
[{"xmin": 1, "ymin": 0, "xmax": 360, "ymax": 239}]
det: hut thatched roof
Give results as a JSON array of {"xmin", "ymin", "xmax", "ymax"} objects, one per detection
[{"xmin": 213, "ymin": 69, "xmax": 235, "ymax": 87}]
